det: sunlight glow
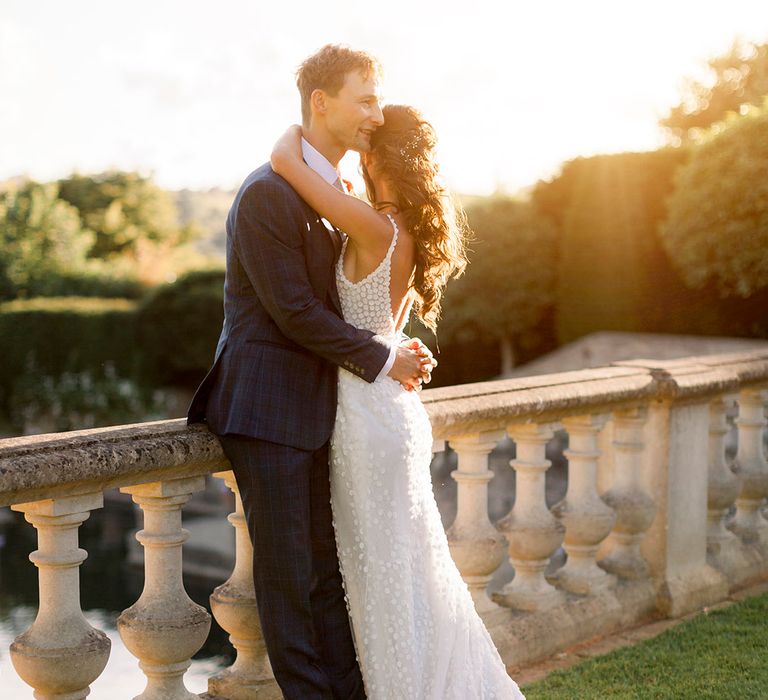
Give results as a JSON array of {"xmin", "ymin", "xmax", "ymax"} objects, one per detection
[{"xmin": 1, "ymin": 0, "xmax": 766, "ymax": 194}]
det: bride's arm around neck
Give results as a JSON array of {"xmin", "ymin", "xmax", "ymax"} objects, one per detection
[{"xmin": 271, "ymin": 126, "xmax": 393, "ymax": 255}]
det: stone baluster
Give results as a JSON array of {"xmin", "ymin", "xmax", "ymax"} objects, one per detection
[
  {"xmin": 446, "ymin": 431, "xmax": 508, "ymax": 613},
  {"xmin": 549, "ymin": 414, "xmax": 617, "ymax": 595},
  {"xmin": 598, "ymin": 406, "xmax": 656, "ymax": 579},
  {"xmin": 494, "ymin": 422, "xmax": 565, "ymax": 611},
  {"xmin": 707, "ymin": 396, "xmax": 742, "ymax": 560},
  {"xmin": 208, "ymin": 470, "xmax": 279, "ymax": 699},
  {"xmin": 117, "ymin": 477, "xmax": 211, "ymax": 700},
  {"xmin": 10, "ymin": 492, "xmax": 110, "ymax": 700},
  {"xmin": 729, "ymin": 387, "xmax": 768, "ymax": 544}
]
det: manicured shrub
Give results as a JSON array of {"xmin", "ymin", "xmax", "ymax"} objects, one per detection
[
  {"xmin": 136, "ymin": 268, "xmax": 225, "ymax": 385},
  {"xmin": 541, "ymin": 149, "xmax": 692, "ymax": 343},
  {"xmin": 534, "ymin": 145, "xmax": 768, "ymax": 344},
  {"xmin": 439, "ymin": 196, "xmax": 557, "ymax": 375},
  {"xmin": 0, "ymin": 297, "xmax": 139, "ymax": 423},
  {"xmin": 17, "ymin": 271, "xmax": 145, "ymax": 299}
]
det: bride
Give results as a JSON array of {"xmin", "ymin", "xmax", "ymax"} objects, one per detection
[{"xmin": 271, "ymin": 106, "xmax": 524, "ymax": 699}]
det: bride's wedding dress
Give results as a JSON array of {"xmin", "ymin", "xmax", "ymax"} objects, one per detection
[{"xmin": 330, "ymin": 214, "xmax": 525, "ymax": 699}]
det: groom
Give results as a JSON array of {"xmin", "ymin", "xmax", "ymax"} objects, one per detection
[{"xmin": 188, "ymin": 45, "xmax": 433, "ymax": 699}]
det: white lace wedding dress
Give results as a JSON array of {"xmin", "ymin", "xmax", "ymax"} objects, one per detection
[{"xmin": 330, "ymin": 214, "xmax": 525, "ymax": 699}]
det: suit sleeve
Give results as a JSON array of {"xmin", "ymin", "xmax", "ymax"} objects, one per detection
[{"xmin": 232, "ymin": 179, "xmax": 391, "ymax": 383}]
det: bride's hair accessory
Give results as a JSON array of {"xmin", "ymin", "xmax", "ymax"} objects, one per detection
[{"xmin": 398, "ymin": 135, "xmax": 425, "ymax": 168}]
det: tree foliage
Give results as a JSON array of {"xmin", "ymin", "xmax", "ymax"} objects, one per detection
[
  {"xmin": 0, "ymin": 182, "xmax": 93, "ymax": 299},
  {"xmin": 438, "ymin": 196, "xmax": 556, "ymax": 369},
  {"xmin": 57, "ymin": 171, "xmax": 195, "ymax": 260},
  {"xmin": 661, "ymin": 39, "xmax": 768, "ymax": 143},
  {"xmin": 660, "ymin": 108, "xmax": 768, "ymax": 298},
  {"xmin": 0, "ymin": 171, "xmax": 207, "ymax": 299}
]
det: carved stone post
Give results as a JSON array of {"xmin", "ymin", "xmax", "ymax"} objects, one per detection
[
  {"xmin": 446, "ymin": 431, "xmax": 508, "ymax": 614},
  {"xmin": 707, "ymin": 396, "xmax": 742, "ymax": 562},
  {"xmin": 208, "ymin": 470, "xmax": 279, "ymax": 699},
  {"xmin": 118, "ymin": 477, "xmax": 211, "ymax": 700},
  {"xmin": 494, "ymin": 422, "xmax": 565, "ymax": 611},
  {"xmin": 549, "ymin": 414, "xmax": 616, "ymax": 595},
  {"xmin": 598, "ymin": 406, "xmax": 656, "ymax": 580},
  {"xmin": 10, "ymin": 492, "xmax": 110, "ymax": 700},
  {"xmin": 729, "ymin": 387, "xmax": 768, "ymax": 545}
]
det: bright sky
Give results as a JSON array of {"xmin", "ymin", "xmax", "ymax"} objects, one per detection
[{"xmin": 1, "ymin": 1, "xmax": 766, "ymax": 195}]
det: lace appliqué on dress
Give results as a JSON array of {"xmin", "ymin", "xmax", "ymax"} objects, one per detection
[{"xmin": 330, "ymin": 213, "xmax": 525, "ymax": 699}]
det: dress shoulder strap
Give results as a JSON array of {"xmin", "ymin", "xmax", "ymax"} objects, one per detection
[{"xmin": 384, "ymin": 213, "xmax": 399, "ymax": 262}]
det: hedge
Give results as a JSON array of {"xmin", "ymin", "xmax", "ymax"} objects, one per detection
[
  {"xmin": 18, "ymin": 271, "xmax": 147, "ymax": 300},
  {"xmin": 136, "ymin": 268, "xmax": 225, "ymax": 385},
  {"xmin": 0, "ymin": 297, "xmax": 140, "ymax": 423},
  {"xmin": 532, "ymin": 149, "xmax": 767, "ymax": 344},
  {"xmin": 0, "ymin": 297, "xmax": 139, "ymax": 375}
]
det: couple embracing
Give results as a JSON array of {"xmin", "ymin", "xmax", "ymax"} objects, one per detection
[{"xmin": 189, "ymin": 44, "xmax": 524, "ymax": 700}]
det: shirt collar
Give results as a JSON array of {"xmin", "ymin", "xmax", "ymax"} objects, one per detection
[{"xmin": 301, "ymin": 137, "xmax": 340, "ymax": 186}]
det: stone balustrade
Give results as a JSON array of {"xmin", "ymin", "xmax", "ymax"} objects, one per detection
[{"xmin": 1, "ymin": 350, "xmax": 767, "ymax": 698}]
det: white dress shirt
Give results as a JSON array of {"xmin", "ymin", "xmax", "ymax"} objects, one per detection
[{"xmin": 300, "ymin": 137, "xmax": 397, "ymax": 381}]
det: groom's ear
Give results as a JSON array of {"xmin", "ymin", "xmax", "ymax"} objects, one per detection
[{"xmin": 310, "ymin": 88, "xmax": 328, "ymax": 117}]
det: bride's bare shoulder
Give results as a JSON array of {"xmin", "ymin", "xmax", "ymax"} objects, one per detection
[{"xmin": 389, "ymin": 214, "xmax": 415, "ymax": 274}]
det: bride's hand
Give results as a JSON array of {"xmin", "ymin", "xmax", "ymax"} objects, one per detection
[{"xmin": 271, "ymin": 125, "xmax": 303, "ymax": 173}]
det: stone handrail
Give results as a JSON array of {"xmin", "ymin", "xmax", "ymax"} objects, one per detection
[{"xmin": 1, "ymin": 349, "xmax": 767, "ymax": 699}]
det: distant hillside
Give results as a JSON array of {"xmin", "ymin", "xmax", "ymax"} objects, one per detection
[
  {"xmin": 172, "ymin": 188, "xmax": 489, "ymax": 260},
  {"xmin": 175, "ymin": 188, "xmax": 234, "ymax": 259}
]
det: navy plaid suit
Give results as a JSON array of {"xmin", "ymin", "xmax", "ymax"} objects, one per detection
[{"xmin": 188, "ymin": 163, "xmax": 390, "ymax": 699}]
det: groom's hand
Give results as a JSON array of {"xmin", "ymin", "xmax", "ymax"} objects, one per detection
[
  {"xmin": 406, "ymin": 338, "xmax": 437, "ymax": 386},
  {"xmin": 388, "ymin": 338, "xmax": 437, "ymax": 391}
]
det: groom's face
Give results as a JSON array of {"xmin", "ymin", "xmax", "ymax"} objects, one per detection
[{"xmin": 323, "ymin": 70, "xmax": 384, "ymax": 153}]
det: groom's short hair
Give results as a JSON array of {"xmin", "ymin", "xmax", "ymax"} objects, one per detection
[{"xmin": 296, "ymin": 44, "xmax": 382, "ymax": 126}]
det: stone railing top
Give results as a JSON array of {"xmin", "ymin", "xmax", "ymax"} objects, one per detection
[
  {"xmin": 0, "ymin": 419, "xmax": 224, "ymax": 508},
  {"xmin": 1, "ymin": 349, "xmax": 766, "ymax": 507},
  {"xmin": 423, "ymin": 349, "xmax": 768, "ymax": 437}
]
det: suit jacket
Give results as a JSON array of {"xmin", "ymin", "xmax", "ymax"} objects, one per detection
[{"xmin": 187, "ymin": 162, "xmax": 391, "ymax": 450}]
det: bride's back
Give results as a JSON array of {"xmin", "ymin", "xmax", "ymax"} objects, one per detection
[{"xmin": 336, "ymin": 212, "xmax": 414, "ymax": 337}]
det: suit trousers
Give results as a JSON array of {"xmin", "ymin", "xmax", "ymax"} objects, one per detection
[{"xmin": 217, "ymin": 433, "xmax": 366, "ymax": 700}]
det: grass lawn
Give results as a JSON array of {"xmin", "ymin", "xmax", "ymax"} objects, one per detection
[{"xmin": 521, "ymin": 592, "xmax": 768, "ymax": 699}]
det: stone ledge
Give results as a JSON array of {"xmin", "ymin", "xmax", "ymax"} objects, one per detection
[
  {"xmin": 0, "ymin": 419, "xmax": 226, "ymax": 507},
  {"xmin": 690, "ymin": 349, "xmax": 768, "ymax": 385},
  {"xmin": 424, "ymin": 349, "xmax": 768, "ymax": 437},
  {"xmin": 424, "ymin": 366, "xmax": 658, "ymax": 438}
]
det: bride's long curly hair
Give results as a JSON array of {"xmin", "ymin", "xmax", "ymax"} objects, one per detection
[{"xmin": 361, "ymin": 105, "xmax": 469, "ymax": 333}]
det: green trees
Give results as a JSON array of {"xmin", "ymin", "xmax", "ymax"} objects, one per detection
[
  {"xmin": 0, "ymin": 171, "xmax": 204, "ymax": 299},
  {"xmin": 661, "ymin": 39, "xmax": 768, "ymax": 143},
  {"xmin": 439, "ymin": 196, "xmax": 556, "ymax": 373},
  {"xmin": 57, "ymin": 171, "xmax": 195, "ymax": 260},
  {"xmin": 660, "ymin": 108, "xmax": 768, "ymax": 298},
  {"xmin": 0, "ymin": 182, "xmax": 93, "ymax": 299}
]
